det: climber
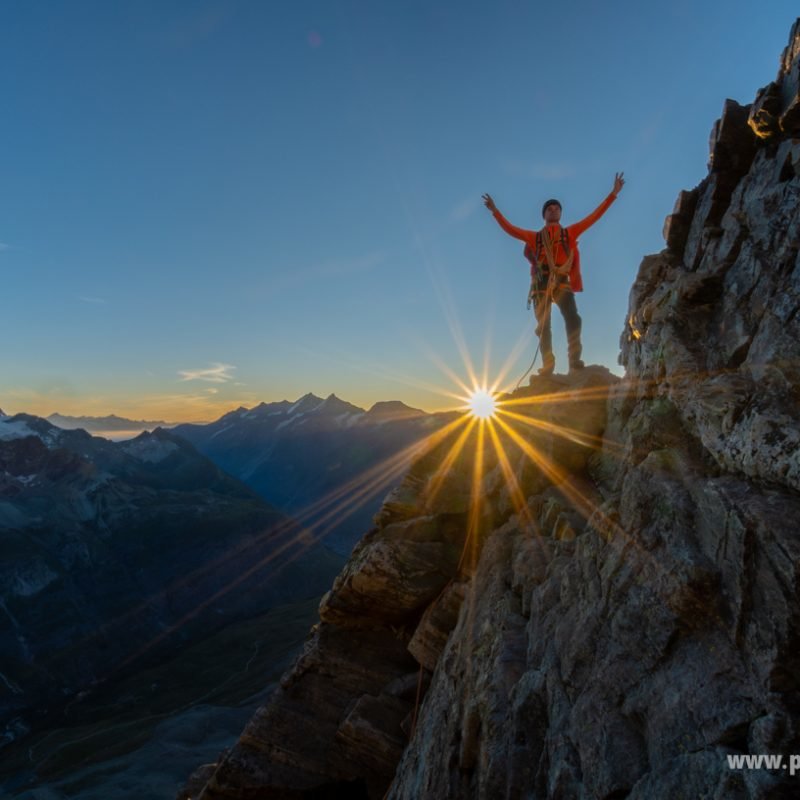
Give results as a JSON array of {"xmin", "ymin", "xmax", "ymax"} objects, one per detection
[{"xmin": 482, "ymin": 172, "xmax": 625, "ymax": 375}]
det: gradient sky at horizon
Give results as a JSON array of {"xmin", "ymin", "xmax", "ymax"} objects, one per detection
[{"xmin": 2, "ymin": 1, "xmax": 797, "ymax": 422}]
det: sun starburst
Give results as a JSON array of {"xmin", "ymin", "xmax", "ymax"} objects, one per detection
[{"xmin": 466, "ymin": 389, "xmax": 498, "ymax": 419}]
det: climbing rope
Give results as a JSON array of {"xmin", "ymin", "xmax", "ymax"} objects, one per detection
[
  {"xmin": 514, "ymin": 340, "xmax": 541, "ymax": 390},
  {"xmin": 514, "ymin": 268, "xmax": 557, "ymax": 390}
]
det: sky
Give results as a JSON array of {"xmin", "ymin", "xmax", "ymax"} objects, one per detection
[{"xmin": 1, "ymin": 1, "xmax": 798, "ymax": 422}]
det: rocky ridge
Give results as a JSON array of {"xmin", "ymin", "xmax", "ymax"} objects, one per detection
[{"xmin": 185, "ymin": 18, "xmax": 800, "ymax": 800}]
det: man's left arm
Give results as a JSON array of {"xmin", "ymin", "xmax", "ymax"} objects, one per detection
[{"xmin": 568, "ymin": 172, "xmax": 625, "ymax": 239}]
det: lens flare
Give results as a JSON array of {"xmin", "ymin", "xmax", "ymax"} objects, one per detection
[{"xmin": 467, "ymin": 389, "xmax": 497, "ymax": 419}]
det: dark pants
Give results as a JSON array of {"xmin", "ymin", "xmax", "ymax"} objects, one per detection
[{"xmin": 532, "ymin": 273, "xmax": 582, "ymax": 366}]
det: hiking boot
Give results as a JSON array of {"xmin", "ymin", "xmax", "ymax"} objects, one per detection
[
  {"xmin": 538, "ymin": 355, "xmax": 555, "ymax": 376},
  {"xmin": 569, "ymin": 359, "xmax": 585, "ymax": 372}
]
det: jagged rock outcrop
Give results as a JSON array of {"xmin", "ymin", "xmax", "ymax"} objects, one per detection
[
  {"xmin": 184, "ymin": 366, "xmax": 621, "ymax": 799},
  {"xmin": 185, "ymin": 18, "xmax": 800, "ymax": 800}
]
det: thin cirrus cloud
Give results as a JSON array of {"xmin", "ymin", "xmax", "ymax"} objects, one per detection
[
  {"xmin": 448, "ymin": 194, "xmax": 482, "ymax": 222},
  {"xmin": 260, "ymin": 250, "xmax": 386, "ymax": 298},
  {"xmin": 78, "ymin": 295, "xmax": 106, "ymax": 304},
  {"xmin": 178, "ymin": 362, "xmax": 236, "ymax": 383}
]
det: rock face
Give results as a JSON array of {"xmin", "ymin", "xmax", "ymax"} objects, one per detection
[
  {"xmin": 184, "ymin": 366, "xmax": 624, "ymax": 799},
  {"xmin": 748, "ymin": 18, "xmax": 800, "ymax": 139},
  {"xmin": 186, "ymin": 19, "xmax": 800, "ymax": 800}
]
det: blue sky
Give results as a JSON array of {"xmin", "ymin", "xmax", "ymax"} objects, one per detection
[{"xmin": 1, "ymin": 1, "xmax": 797, "ymax": 421}]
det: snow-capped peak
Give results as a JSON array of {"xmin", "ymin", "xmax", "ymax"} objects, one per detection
[
  {"xmin": 287, "ymin": 393, "xmax": 325, "ymax": 415},
  {"xmin": 0, "ymin": 414, "xmax": 64, "ymax": 448},
  {"xmin": 121, "ymin": 433, "xmax": 179, "ymax": 463},
  {"xmin": 0, "ymin": 418, "xmax": 36, "ymax": 441},
  {"xmin": 317, "ymin": 394, "xmax": 365, "ymax": 415}
]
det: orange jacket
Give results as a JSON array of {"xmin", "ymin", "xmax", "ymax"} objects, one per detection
[{"xmin": 491, "ymin": 190, "xmax": 618, "ymax": 292}]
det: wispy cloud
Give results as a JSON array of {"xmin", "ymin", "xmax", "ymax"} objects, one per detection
[
  {"xmin": 0, "ymin": 243, "xmax": 9, "ymax": 252},
  {"xmin": 448, "ymin": 194, "xmax": 481, "ymax": 222},
  {"xmin": 78, "ymin": 295, "xmax": 106, "ymax": 304},
  {"xmin": 135, "ymin": 390, "xmax": 259, "ymax": 421},
  {"xmin": 206, "ymin": 387, "xmax": 219, "ymax": 394},
  {"xmin": 178, "ymin": 362, "xmax": 236, "ymax": 383},
  {"xmin": 500, "ymin": 159, "xmax": 577, "ymax": 181},
  {"xmin": 259, "ymin": 250, "xmax": 387, "ymax": 300}
]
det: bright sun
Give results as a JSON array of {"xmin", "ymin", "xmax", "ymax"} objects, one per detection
[{"xmin": 468, "ymin": 390, "xmax": 497, "ymax": 419}]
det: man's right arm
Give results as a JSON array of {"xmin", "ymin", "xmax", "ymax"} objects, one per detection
[
  {"xmin": 491, "ymin": 208, "xmax": 536, "ymax": 244},
  {"xmin": 483, "ymin": 193, "xmax": 536, "ymax": 244}
]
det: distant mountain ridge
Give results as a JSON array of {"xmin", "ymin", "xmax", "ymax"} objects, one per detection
[
  {"xmin": 0, "ymin": 411, "xmax": 343, "ymax": 753},
  {"xmin": 5, "ymin": 396, "xmax": 433, "ymax": 441},
  {"xmin": 46, "ymin": 411, "xmax": 178, "ymax": 436},
  {"xmin": 173, "ymin": 393, "xmax": 458, "ymax": 555},
  {"xmin": 2, "ymin": 392, "xmax": 457, "ymax": 557},
  {"xmin": 212, "ymin": 393, "xmax": 428, "ymax": 432}
]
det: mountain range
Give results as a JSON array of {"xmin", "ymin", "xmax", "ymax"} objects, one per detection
[
  {"xmin": 0, "ymin": 393, "xmax": 466, "ymax": 796},
  {"xmin": 1, "ymin": 392, "xmax": 459, "ymax": 557},
  {"xmin": 0, "ymin": 412, "xmax": 343, "ymax": 756},
  {"xmin": 173, "ymin": 393, "xmax": 461, "ymax": 555}
]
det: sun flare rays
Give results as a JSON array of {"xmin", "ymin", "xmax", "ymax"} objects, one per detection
[{"xmin": 81, "ymin": 283, "xmax": 662, "ymax": 688}]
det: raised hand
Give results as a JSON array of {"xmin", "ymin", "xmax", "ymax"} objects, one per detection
[
  {"xmin": 482, "ymin": 193, "xmax": 497, "ymax": 212},
  {"xmin": 614, "ymin": 172, "xmax": 625, "ymax": 194}
]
